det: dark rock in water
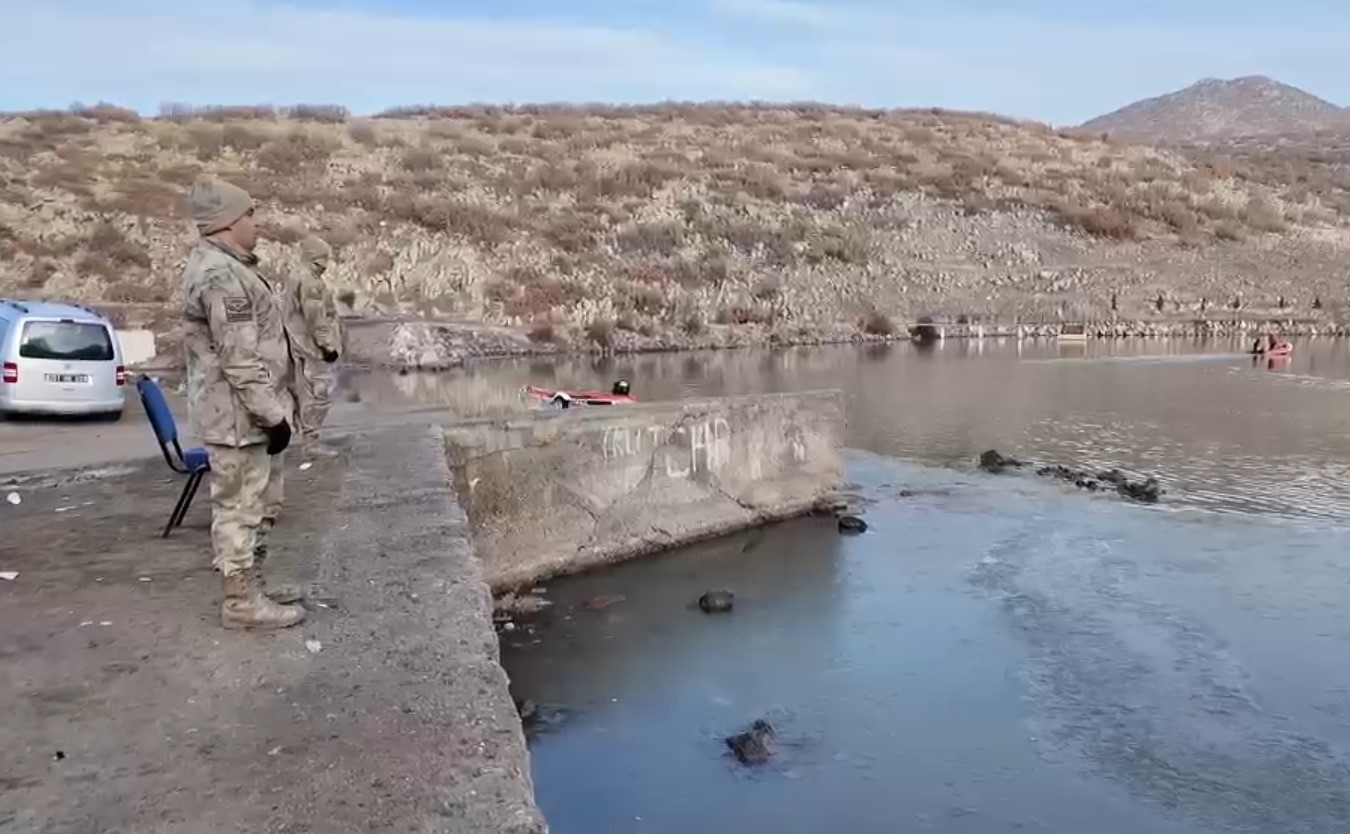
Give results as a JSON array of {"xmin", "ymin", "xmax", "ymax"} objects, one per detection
[
  {"xmin": 1119, "ymin": 477, "xmax": 1163, "ymax": 503},
  {"xmin": 1097, "ymin": 469, "xmax": 1127, "ymax": 485},
  {"xmin": 979, "ymin": 450, "xmax": 1023, "ymax": 474},
  {"xmin": 515, "ymin": 698, "xmax": 538, "ymax": 724},
  {"xmin": 837, "ymin": 515, "xmax": 868, "ymax": 534},
  {"xmin": 698, "ymin": 591, "xmax": 735, "ymax": 613},
  {"xmin": 726, "ymin": 719, "xmax": 775, "ymax": 765}
]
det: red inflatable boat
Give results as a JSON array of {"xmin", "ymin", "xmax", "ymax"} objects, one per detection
[{"xmin": 522, "ymin": 380, "xmax": 636, "ymax": 408}]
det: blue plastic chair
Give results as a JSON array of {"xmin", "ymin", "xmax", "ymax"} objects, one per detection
[{"xmin": 136, "ymin": 376, "xmax": 210, "ymax": 538}]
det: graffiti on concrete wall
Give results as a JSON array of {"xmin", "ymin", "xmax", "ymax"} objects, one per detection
[{"xmin": 600, "ymin": 418, "xmax": 732, "ymax": 479}]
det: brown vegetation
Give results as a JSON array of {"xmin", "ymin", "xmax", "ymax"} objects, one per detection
[{"xmin": 0, "ymin": 101, "xmax": 1347, "ymax": 347}]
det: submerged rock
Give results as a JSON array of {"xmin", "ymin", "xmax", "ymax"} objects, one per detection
[
  {"xmin": 581, "ymin": 594, "xmax": 626, "ymax": 611},
  {"xmin": 837, "ymin": 515, "xmax": 869, "ymax": 535},
  {"xmin": 1035, "ymin": 463, "xmax": 1164, "ymax": 503},
  {"xmin": 725, "ymin": 719, "xmax": 776, "ymax": 765},
  {"xmin": 1118, "ymin": 476, "xmax": 1163, "ymax": 504},
  {"xmin": 698, "ymin": 591, "xmax": 735, "ymax": 613},
  {"xmin": 979, "ymin": 449, "xmax": 1023, "ymax": 474},
  {"xmin": 515, "ymin": 698, "xmax": 538, "ymax": 724}
]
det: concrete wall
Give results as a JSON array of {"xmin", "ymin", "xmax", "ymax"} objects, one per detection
[
  {"xmin": 444, "ymin": 390, "xmax": 846, "ymax": 589},
  {"xmin": 115, "ymin": 329, "xmax": 156, "ymax": 367}
]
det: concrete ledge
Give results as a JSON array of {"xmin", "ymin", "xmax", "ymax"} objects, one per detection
[
  {"xmin": 114, "ymin": 328, "xmax": 156, "ymax": 367},
  {"xmin": 444, "ymin": 390, "xmax": 846, "ymax": 589}
]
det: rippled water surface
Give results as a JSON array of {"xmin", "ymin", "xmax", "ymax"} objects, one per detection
[{"xmin": 353, "ymin": 338, "xmax": 1350, "ymax": 833}]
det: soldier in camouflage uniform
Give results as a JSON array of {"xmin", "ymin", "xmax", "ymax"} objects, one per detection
[
  {"xmin": 181, "ymin": 177, "xmax": 305, "ymax": 630},
  {"xmin": 284, "ymin": 235, "xmax": 343, "ymax": 458}
]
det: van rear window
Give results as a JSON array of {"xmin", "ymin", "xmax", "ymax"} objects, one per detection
[{"xmin": 19, "ymin": 321, "xmax": 115, "ymax": 361}]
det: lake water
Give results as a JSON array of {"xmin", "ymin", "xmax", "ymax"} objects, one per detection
[{"xmin": 356, "ymin": 337, "xmax": 1350, "ymax": 833}]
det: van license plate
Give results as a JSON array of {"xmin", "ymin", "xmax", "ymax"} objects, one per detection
[{"xmin": 45, "ymin": 373, "xmax": 89, "ymax": 384}]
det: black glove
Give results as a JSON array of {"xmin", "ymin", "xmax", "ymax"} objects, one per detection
[
  {"xmin": 322, "ymin": 349, "xmax": 339, "ymax": 363},
  {"xmin": 265, "ymin": 420, "xmax": 292, "ymax": 456}
]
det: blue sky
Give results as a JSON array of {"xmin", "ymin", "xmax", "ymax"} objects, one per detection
[{"xmin": 1, "ymin": 0, "xmax": 1346, "ymax": 125}]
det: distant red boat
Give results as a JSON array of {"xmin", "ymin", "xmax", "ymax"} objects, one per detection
[{"xmin": 522, "ymin": 380, "xmax": 636, "ymax": 408}]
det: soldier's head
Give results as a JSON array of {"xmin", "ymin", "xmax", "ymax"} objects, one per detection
[
  {"xmin": 189, "ymin": 177, "xmax": 257, "ymax": 253},
  {"xmin": 299, "ymin": 235, "xmax": 333, "ymax": 276}
]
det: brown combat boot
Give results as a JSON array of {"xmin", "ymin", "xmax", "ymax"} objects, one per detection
[
  {"xmin": 221, "ymin": 568, "xmax": 306, "ymax": 630},
  {"xmin": 252, "ymin": 538, "xmax": 303, "ymax": 605}
]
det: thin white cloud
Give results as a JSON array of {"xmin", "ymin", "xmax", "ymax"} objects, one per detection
[
  {"xmin": 0, "ymin": 0, "xmax": 817, "ymax": 113},
  {"xmin": 709, "ymin": 0, "xmax": 835, "ymax": 27},
  {"xmin": 0, "ymin": 0, "xmax": 1344, "ymax": 123}
]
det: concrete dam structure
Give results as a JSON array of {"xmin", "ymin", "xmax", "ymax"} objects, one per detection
[{"xmin": 444, "ymin": 390, "xmax": 847, "ymax": 590}]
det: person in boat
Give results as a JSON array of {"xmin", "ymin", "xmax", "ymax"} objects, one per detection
[
  {"xmin": 1253, "ymin": 330, "xmax": 1281, "ymax": 354},
  {"xmin": 612, "ymin": 379, "xmax": 631, "ymax": 397}
]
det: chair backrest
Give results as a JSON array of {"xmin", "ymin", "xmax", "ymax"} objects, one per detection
[{"xmin": 137, "ymin": 376, "xmax": 178, "ymax": 446}]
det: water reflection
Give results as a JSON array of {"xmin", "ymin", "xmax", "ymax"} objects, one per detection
[{"xmin": 342, "ymin": 337, "xmax": 1350, "ymax": 519}]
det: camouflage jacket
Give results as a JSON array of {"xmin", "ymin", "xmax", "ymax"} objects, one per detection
[
  {"xmin": 181, "ymin": 240, "xmax": 295, "ymax": 447},
  {"xmin": 282, "ymin": 265, "xmax": 342, "ymax": 361}
]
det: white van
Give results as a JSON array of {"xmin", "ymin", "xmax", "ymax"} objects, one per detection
[{"xmin": 0, "ymin": 299, "xmax": 126, "ymax": 419}]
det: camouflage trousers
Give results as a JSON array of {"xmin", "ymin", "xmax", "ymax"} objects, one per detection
[
  {"xmin": 206, "ymin": 443, "xmax": 286, "ymax": 576},
  {"xmin": 292, "ymin": 354, "xmax": 333, "ymax": 444}
]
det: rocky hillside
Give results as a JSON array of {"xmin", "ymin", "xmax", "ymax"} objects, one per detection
[
  {"xmin": 1082, "ymin": 76, "xmax": 1350, "ymax": 143},
  {"xmin": 1, "ymin": 102, "xmax": 1349, "ymax": 353}
]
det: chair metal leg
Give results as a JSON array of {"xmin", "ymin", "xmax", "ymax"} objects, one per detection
[{"xmin": 163, "ymin": 471, "xmax": 205, "ymax": 538}]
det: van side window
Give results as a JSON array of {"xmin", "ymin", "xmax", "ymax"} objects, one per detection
[{"xmin": 19, "ymin": 321, "xmax": 115, "ymax": 361}]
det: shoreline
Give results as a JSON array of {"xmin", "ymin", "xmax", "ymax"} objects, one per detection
[{"xmin": 130, "ymin": 313, "xmax": 1347, "ymax": 373}]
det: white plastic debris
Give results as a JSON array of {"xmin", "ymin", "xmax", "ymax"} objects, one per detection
[
  {"xmin": 99, "ymin": 621, "xmax": 112, "ymax": 627},
  {"xmin": 5, "ymin": 492, "xmax": 19, "ymax": 506},
  {"xmin": 0, "ymin": 571, "xmax": 18, "ymax": 581},
  {"xmin": 299, "ymin": 462, "xmax": 313, "ymax": 472},
  {"xmin": 304, "ymin": 639, "xmax": 322, "ymax": 654},
  {"xmin": 55, "ymin": 506, "xmax": 74, "ymax": 513},
  {"xmin": 138, "ymin": 577, "xmax": 151, "ymax": 583}
]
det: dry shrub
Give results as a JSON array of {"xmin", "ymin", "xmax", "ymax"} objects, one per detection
[
  {"xmin": 862, "ymin": 308, "xmax": 895, "ymax": 335},
  {"xmin": 1053, "ymin": 203, "xmax": 1139, "ymax": 241},
  {"xmin": 617, "ymin": 280, "xmax": 666, "ymax": 316},
  {"xmin": 257, "ymin": 131, "xmax": 335, "ymax": 172},
  {"xmin": 284, "ymin": 104, "xmax": 350, "ymax": 124},
  {"xmin": 1239, "ymin": 198, "xmax": 1287, "ymax": 233},
  {"xmin": 160, "ymin": 103, "xmax": 277, "ymax": 122},
  {"xmin": 30, "ymin": 159, "xmax": 97, "ymax": 194},
  {"xmin": 581, "ymin": 161, "xmax": 684, "ymax": 200},
  {"xmin": 528, "ymin": 322, "xmax": 559, "ymax": 343},
  {"xmin": 614, "ymin": 221, "xmax": 685, "ymax": 256},
  {"xmin": 222, "ymin": 123, "xmax": 267, "ymax": 151},
  {"xmin": 400, "ymin": 145, "xmax": 443, "ymax": 172},
  {"xmin": 103, "ymin": 177, "xmax": 182, "ymax": 218},
  {"xmin": 187, "ymin": 124, "xmax": 225, "ymax": 160},
  {"xmin": 386, "ymin": 196, "xmax": 516, "ymax": 246},
  {"xmin": 796, "ymin": 184, "xmax": 848, "ymax": 210},
  {"xmin": 716, "ymin": 302, "xmax": 774, "ymax": 326},
  {"xmin": 585, "ymin": 319, "xmax": 615, "ymax": 348},
  {"xmin": 257, "ymin": 219, "xmax": 305, "ymax": 244},
  {"xmin": 69, "ymin": 102, "xmax": 140, "ymax": 124},
  {"xmin": 83, "ymin": 222, "xmax": 149, "ymax": 268},
  {"xmin": 1214, "ymin": 220, "xmax": 1246, "ymax": 242},
  {"xmin": 104, "ymin": 281, "xmax": 168, "ymax": 303},
  {"xmin": 504, "ymin": 278, "xmax": 586, "ymax": 318},
  {"xmin": 348, "ymin": 121, "xmax": 380, "ymax": 146},
  {"xmin": 682, "ymin": 311, "xmax": 706, "ymax": 335},
  {"xmin": 752, "ymin": 277, "xmax": 782, "ymax": 300},
  {"xmin": 26, "ymin": 260, "xmax": 56, "ymax": 289},
  {"xmin": 805, "ymin": 227, "xmax": 869, "ymax": 264},
  {"xmin": 536, "ymin": 212, "xmax": 603, "ymax": 253}
]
